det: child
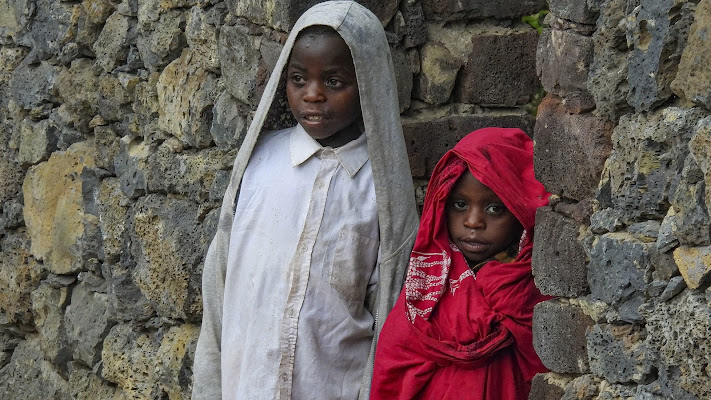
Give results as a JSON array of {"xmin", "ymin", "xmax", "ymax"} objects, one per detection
[
  {"xmin": 192, "ymin": 2, "xmax": 419, "ymax": 399},
  {"xmin": 371, "ymin": 128, "xmax": 551, "ymax": 399}
]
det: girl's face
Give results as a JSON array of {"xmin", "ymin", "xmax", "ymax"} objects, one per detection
[
  {"xmin": 446, "ymin": 170, "xmax": 523, "ymax": 265},
  {"xmin": 286, "ymin": 31, "xmax": 362, "ymax": 148}
]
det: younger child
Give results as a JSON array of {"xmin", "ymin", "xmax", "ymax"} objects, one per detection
[
  {"xmin": 192, "ymin": 2, "xmax": 418, "ymax": 400},
  {"xmin": 371, "ymin": 127, "xmax": 551, "ymax": 399}
]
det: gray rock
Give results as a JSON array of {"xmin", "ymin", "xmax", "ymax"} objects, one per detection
[
  {"xmin": 391, "ymin": 46, "xmax": 413, "ymax": 112},
  {"xmin": 136, "ymin": 8, "xmax": 186, "ymax": 72},
  {"xmin": 626, "ymin": 0, "xmax": 696, "ymax": 112},
  {"xmin": 218, "ymin": 24, "xmax": 263, "ymax": 106},
  {"xmin": 421, "ymin": 0, "xmax": 546, "ymax": 20},
  {"xmin": 602, "ymin": 107, "xmax": 705, "ymax": 221},
  {"xmin": 185, "ymin": 3, "xmax": 227, "ymax": 72},
  {"xmin": 9, "ymin": 61, "xmax": 60, "ymax": 111},
  {"xmin": 210, "ymin": 90, "xmax": 249, "ymax": 150},
  {"xmin": 644, "ymin": 291, "xmax": 711, "ymax": 398},
  {"xmin": 587, "ymin": 324, "xmax": 656, "ymax": 384},
  {"xmin": 672, "ymin": 0, "xmax": 711, "ymax": 110},
  {"xmin": 658, "ymin": 276, "xmax": 686, "ymax": 302},
  {"xmin": 590, "ymin": 208, "xmax": 626, "ymax": 234},
  {"xmin": 93, "ymin": 12, "xmax": 137, "ymax": 74},
  {"xmin": 14, "ymin": 0, "xmax": 77, "ymax": 63},
  {"xmin": 536, "ymin": 28, "xmax": 593, "ymax": 98},
  {"xmin": 64, "ymin": 283, "xmax": 113, "ymax": 367},
  {"xmin": 532, "ymin": 207, "xmax": 589, "ymax": 297},
  {"xmin": 548, "ymin": 0, "xmax": 600, "ymax": 24},
  {"xmin": 0, "ymin": 336, "xmax": 72, "ymax": 399},
  {"xmin": 398, "ymin": 0, "xmax": 427, "ymax": 48},
  {"xmin": 129, "ymin": 194, "xmax": 206, "ymax": 320},
  {"xmin": 528, "ymin": 373, "xmax": 571, "ymax": 400},
  {"xmin": 18, "ymin": 118, "xmax": 59, "ymax": 165},
  {"xmin": 30, "ymin": 283, "xmax": 73, "ymax": 367},
  {"xmin": 533, "ymin": 300, "xmax": 593, "ymax": 374},
  {"xmin": 588, "ymin": 232, "xmax": 654, "ymax": 323},
  {"xmin": 627, "ymin": 220, "xmax": 661, "ymax": 241}
]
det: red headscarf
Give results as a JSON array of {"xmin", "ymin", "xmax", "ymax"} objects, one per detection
[{"xmin": 371, "ymin": 128, "xmax": 551, "ymax": 400}]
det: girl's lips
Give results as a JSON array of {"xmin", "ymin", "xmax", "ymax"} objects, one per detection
[{"xmin": 458, "ymin": 239, "xmax": 489, "ymax": 253}]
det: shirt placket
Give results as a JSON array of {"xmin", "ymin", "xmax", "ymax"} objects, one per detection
[{"xmin": 277, "ymin": 149, "xmax": 340, "ymax": 399}]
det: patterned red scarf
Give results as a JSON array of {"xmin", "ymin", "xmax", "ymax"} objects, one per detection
[{"xmin": 371, "ymin": 128, "xmax": 551, "ymax": 399}]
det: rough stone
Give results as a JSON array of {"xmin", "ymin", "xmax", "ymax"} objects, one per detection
[
  {"xmin": 548, "ymin": 0, "xmax": 599, "ymax": 24},
  {"xmin": 93, "ymin": 125, "xmax": 122, "ymax": 173},
  {"xmin": 533, "ymin": 300, "xmax": 593, "ymax": 374},
  {"xmin": 402, "ymin": 105, "xmax": 534, "ymax": 177},
  {"xmin": 668, "ymin": 176, "xmax": 711, "ymax": 247},
  {"xmin": 421, "ymin": 0, "xmax": 546, "ymax": 20},
  {"xmin": 587, "ymin": 324, "xmax": 656, "ymax": 384},
  {"xmin": 0, "ymin": 336, "xmax": 72, "ymax": 399},
  {"xmin": 528, "ymin": 373, "xmax": 571, "ymax": 400},
  {"xmin": 218, "ymin": 24, "xmax": 282, "ymax": 107},
  {"xmin": 671, "ymin": 0, "xmax": 711, "ymax": 110},
  {"xmin": 18, "ymin": 118, "xmax": 60, "ymax": 165},
  {"xmin": 15, "ymin": 0, "xmax": 79, "ymax": 63},
  {"xmin": 673, "ymin": 245, "xmax": 711, "ymax": 289},
  {"xmin": 30, "ymin": 283, "xmax": 72, "ymax": 366},
  {"xmin": 589, "ymin": 208, "xmax": 625, "ymax": 234},
  {"xmin": 391, "ymin": 46, "xmax": 413, "ymax": 112},
  {"xmin": 101, "ymin": 323, "xmax": 161, "ymax": 398},
  {"xmin": 146, "ymin": 145, "xmax": 232, "ymax": 203},
  {"xmin": 658, "ymin": 275, "xmax": 686, "ymax": 302},
  {"xmin": 96, "ymin": 178, "xmax": 129, "ymax": 264},
  {"xmin": 690, "ymin": 116, "xmax": 711, "ymax": 212},
  {"xmin": 129, "ymin": 194, "xmax": 205, "ymax": 320},
  {"xmin": 136, "ymin": 6, "xmax": 186, "ymax": 72},
  {"xmin": 210, "ymin": 90, "xmax": 250, "ymax": 150},
  {"xmin": 68, "ymin": 364, "xmax": 118, "ymax": 399},
  {"xmin": 227, "ymin": 0, "xmax": 399, "ymax": 31},
  {"xmin": 157, "ymin": 49, "xmax": 221, "ymax": 148},
  {"xmin": 587, "ymin": 233, "xmax": 654, "ymax": 323},
  {"xmin": 93, "ymin": 12, "xmax": 136, "ymax": 74},
  {"xmin": 599, "ymin": 107, "xmax": 705, "ymax": 221},
  {"xmin": 455, "ymin": 27, "xmax": 538, "ymax": 106},
  {"xmin": 0, "ymin": 229, "xmax": 43, "ymax": 326},
  {"xmin": 64, "ymin": 283, "xmax": 113, "ymax": 367},
  {"xmin": 9, "ymin": 61, "xmax": 61, "ymax": 111},
  {"xmin": 626, "ymin": 0, "xmax": 696, "ymax": 112},
  {"xmin": 534, "ymin": 95, "xmax": 614, "ymax": 201},
  {"xmin": 532, "ymin": 207, "xmax": 589, "ymax": 297},
  {"xmin": 114, "ymin": 134, "xmax": 153, "ymax": 198},
  {"xmin": 101, "ymin": 322, "xmax": 198, "ymax": 398},
  {"xmin": 561, "ymin": 374, "xmax": 602, "ymax": 399},
  {"xmin": 415, "ymin": 39, "xmax": 458, "ymax": 105},
  {"xmin": 644, "ymin": 291, "xmax": 711, "ymax": 398},
  {"xmin": 398, "ymin": 0, "xmax": 427, "ymax": 48},
  {"xmin": 185, "ymin": 3, "xmax": 226, "ymax": 72},
  {"xmin": 536, "ymin": 28, "xmax": 594, "ymax": 98},
  {"xmin": 56, "ymin": 58, "xmax": 101, "ymax": 132},
  {"xmin": 22, "ymin": 141, "xmax": 101, "ymax": 274},
  {"xmin": 587, "ymin": 0, "xmax": 631, "ymax": 120}
]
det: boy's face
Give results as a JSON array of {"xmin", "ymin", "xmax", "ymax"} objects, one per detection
[
  {"xmin": 446, "ymin": 170, "xmax": 523, "ymax": 265},
  {"xmin": 286, "ymin": 31, "xmax": 362, "ymax": 147}
]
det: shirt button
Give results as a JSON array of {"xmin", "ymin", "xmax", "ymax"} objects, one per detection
[
  {"xmin": 299, "ymin": 244, "xmax": 307, "ymax": 252},
  {"xmin": 316, "ymin": 180, "xmax": 324, "ymax": 189},
  {"xmin": 280, "ymin": 373, "xmax": 288, "ymax": 382}
]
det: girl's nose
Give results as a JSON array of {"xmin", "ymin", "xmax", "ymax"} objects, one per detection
[
  {"xmin": 303, "ymin": 81, "xmax": 325, "ymax": 102},
  {"xmin": 463, "ymin": 209, "xmax": 485, "ymax": 230}
]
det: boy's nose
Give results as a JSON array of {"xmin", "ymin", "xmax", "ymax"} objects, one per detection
[
  {"xmin": 303, "ymin": 82, "xmax": 325, "ymax": 102},
  {"xmin": 463, "ymin": 209, "xmax": 485, "ymax": 230}
]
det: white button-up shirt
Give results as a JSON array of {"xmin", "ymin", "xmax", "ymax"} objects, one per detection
[{"xmin": 222, "ymin": 124, "xmax": 380, "ymax": 400}]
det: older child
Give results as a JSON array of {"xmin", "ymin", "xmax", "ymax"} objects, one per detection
[
  {"xmin": 192, "ymin": 2, "xmax": 418, "ymax": 399},
  {"xmin": 371, "ymin": 128, "xmax": 551, "ymax": 399}
]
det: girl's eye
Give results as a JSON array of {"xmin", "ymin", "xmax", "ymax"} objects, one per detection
[
  {"xmin": 485, "ymin": 203, "xmax": 506, "ymax": 216},
  {"xmin": 451, "ymin": 200, "xmax": 467, "ymax": 211}
]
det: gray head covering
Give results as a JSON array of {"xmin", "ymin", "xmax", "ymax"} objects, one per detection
[{"xmin": 193, "ymin": 2, "xmax": 418, "ymax": 398}]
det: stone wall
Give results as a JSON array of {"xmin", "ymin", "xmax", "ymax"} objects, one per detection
[
  {"xmin": 0, "ymin": 0, "xmax": 543, "ymax": 398},
  {"xmin": 531, "ymin": 0, "xmax": 711, "ymax": 398}
]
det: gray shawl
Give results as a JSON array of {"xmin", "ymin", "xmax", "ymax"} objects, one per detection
[{"xmin": 192, "ymin": 2, "xmax": 419, "ymax": 398}]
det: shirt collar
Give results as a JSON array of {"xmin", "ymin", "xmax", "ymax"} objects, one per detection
[{"xmin": 290, "ymin": 124, "xmax": 369, "ymax": 178}]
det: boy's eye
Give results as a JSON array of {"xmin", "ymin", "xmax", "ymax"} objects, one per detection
[
  {"xmin": 290, "ymin": 74, "xmax": 305, "ymax": 84},
  {"xmin": 325, "ymin": 78, "xmax": 343, "ymax": 88},
  {"xmin": 485, "ymin": 203, "xmax": 506, "ymax": 216}
]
